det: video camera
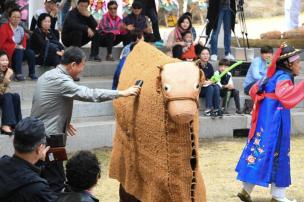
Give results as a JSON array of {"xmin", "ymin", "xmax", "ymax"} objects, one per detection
[{"xmin": 46, "ymin": 134, "xmax": 68, "ymax": 162}]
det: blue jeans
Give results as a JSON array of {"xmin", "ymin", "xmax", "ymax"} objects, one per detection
[
  {"xmin": 39, "ymin": 41, "xmax": 62, "ymax": 66},
  {"xmin": 200, "ymin": 84, "xmax": 220, "ymax": 110},
  {"xmin": 210, "ymin": 6, "xmax": 232, "ymax": 56},
  {"xmin": 12, "ymin": 48, "xmax": 36, "ymax": 75},
  {"xmin": 0, "ymin": 93, "xmax": 22, "ymax": 127}
]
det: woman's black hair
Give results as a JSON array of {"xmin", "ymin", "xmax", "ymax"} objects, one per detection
[
  {"xmin": 0, "ymin": 50, "xmax": 8, "ymax": 58},
  {"xmin": 37, "ymin": 13, "xmax": 52, "ymax": 28},
  {"xmin": 8, "ymin": 7, "xmax": 20, "ymax": 17},
  {"xmin": 177, "ymin": 15, "xmax": 192, "ymax": 30}
]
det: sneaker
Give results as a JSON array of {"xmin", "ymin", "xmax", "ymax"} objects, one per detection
[
  {"xmin": 204, "ymin": 109, "xmax": 212, "ymax": 116},
  {"xmin": 29, "ymin": 74, "xmax": 38, "ymax": 80},
  {"xmin": 106, "ymin": 54, "xmax": 115, "ymax": 61},
  {"xmin": 15, "ymin": 74, "xmax": 25, "ymax": 81},
  {"xmin": 224, "ymin": 53, "xmax": 235, "ymax": 60},
  {"xmin": 210, "ymin": 54, "xmax": 218, "ymax": 61},
  {"xmin": 211, "ymin": 110, "xmax": 217, "ymax": 119},
  {"xmin": 237, "ymin": 189, "xmax": 252, "ymax": 202},
  {"xmin": 89, "ymin": 55, "xmax": 102, "ymax": 62},
  {"xmin": 73, "ymin": 77, "xmax": 80, "ymax": 82},
  {"xmin": 271, "ymin": 197, "xmax": 297, "ymax": 202},
  {"xmin": 217, "ymin": 109, "xmax": 223, "ymax": 118}
]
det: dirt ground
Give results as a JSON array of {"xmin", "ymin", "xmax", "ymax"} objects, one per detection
[{"xmin": 91, "ymin": 135, "xmax": 304, "ymax": 202}]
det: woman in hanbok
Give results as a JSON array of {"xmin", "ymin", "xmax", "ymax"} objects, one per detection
[{"xmin": 236, "ymin": 43, "xmax": 304, "ymax": 202}]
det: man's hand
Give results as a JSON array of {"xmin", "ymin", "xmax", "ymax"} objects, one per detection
[
  {"xmin": 67, "ymin": 124, "xmax": 77, "ymax": 136},
  {"xmin": 40, "ymin": 145, "xmax": 50, "ymax": 161},
  {"xmin": 144, "ymin": 27, "xmax": 152, "ymax": 33},
  {"xmin": 126, "ymin": 24, "xmax": 135, "ymax": 31},
  {"xmin": 56, "ymin": 50, "xmax": 64, "ymax": 56},
  {"xmin": 118, "ymin": 86, "xmax": 141, "ymax": 97},
  {"xmin": 50, "ymin": 6, "xmax": 58, "ymax": 17},
  {"xmin": 225, "ymin": 84, "xmax": 234, "ymax": 90},
  {"xmin": 88, "ymin": 27, "xmax": 95, "ymax": 38}
]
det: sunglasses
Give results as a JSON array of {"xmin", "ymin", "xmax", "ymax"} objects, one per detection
[{"xmin": 109, "ymin": 6, "xmax": 117, "ymax": 10}]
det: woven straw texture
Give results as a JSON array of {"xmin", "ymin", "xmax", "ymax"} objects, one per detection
[{"xmin": 109, "ymin": 41, "xmax": 206, "ymax": 202}]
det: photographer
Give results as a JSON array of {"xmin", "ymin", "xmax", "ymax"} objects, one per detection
[
  {"xmin": 31, "ymin": 46, "xmax": 140, "ymax": 192},
  {"xmin": 0, "ymin": 117, "xmax": 57, "ymax": 202}
]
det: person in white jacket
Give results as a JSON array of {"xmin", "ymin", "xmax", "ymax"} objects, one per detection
[{"xmin": 285, "ymin": 0, "xmax": 301, "ymax": 30}]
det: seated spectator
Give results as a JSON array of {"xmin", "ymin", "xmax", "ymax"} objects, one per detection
[
  {"xmin": 0, "ymin": 51, "xmax": 22, "ymax": 135},
  {"xmin": 0, "ymin": 8, "xmax": 37, "ymax": 81},
  {"xmin": 57, "ymin": 151, "xmax": 101, "ymax": 202},
  {"xmin": 198, "ymin": 47, "xmax": 222, "ymax": 118},
  {"xmin": 243, "ymin": 46, "xmax": 273, "ymax": 95},
  {"xmin": 122, "ymin": 1, "xmax": 155, "ymax": 45},
  {"xmin": 30, "ymin": 0, "xmax": 59, "ymax": 39},
  {"xmin": 90, "ymin": 1, "xmax": 126, "ymax": 61},
  {"xmin": 0, "ymin": 117, "xmax": 57, "ymax": 202},
  {"xmin": 180, "ymin": 30, "xmax": 197, "ymax": 61},
  {"xmin": 112, "ymin": 30, "xmax": 143, "ymax": 90},
  {"xmin": 61, "ymin": 0, "xmax": 98, "ymax": 52},
  {"xmin": 166, "ymin": 14, "xmax": 202, "ymax": 59},
  {"xmin": 134, "ymin": 0, "xmax": 162, "ymax": 42},
  {"xmin": 215, "ymin": 58, "xmax": 241, "ymax": 114},
  {"xmin": 0, "ymin": 0, "xmax": 19, "ymax": 26},
  {"xmin": 30, "ymin": 13, "xmax": 64, "ymax": 67}
]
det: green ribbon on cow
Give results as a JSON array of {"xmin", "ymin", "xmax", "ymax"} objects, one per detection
[{"xmin": 210, "ymin": 60, "xmax": 244, "ymax": 83}]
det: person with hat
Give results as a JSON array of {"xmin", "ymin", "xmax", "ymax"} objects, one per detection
[
  {"xmin": 235, "ymin": 43, "xmax": 304, "ymax": 202},
  {"xmin": 0, "ymin": 117, "xmax": 57, "ymax": 202},
  {"xmin": 30, "ymin": 46, "xmax": 140, "ymax": 193},
  {"xmin": 30, "ymin": 0, "xmax": 59, "ymax": 39},
  {"xmin": 122, "ymin": 1, "xmax": 155, "ymax": 45}
]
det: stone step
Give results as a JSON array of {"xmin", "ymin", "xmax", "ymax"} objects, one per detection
[
  {"xmin": 9, "ymin": 77, "xmax": 113, "ymax": 102},
  {"xmin": 1, "ymin": 111, "xmax": 303, "ymax": 156},
  {"xmin": 20, "ymin": 61, "xmax": 119, "ymax": 78},
  {"xmin": 19, "ymin": 100, "xmax": 114, "ymax": 118}
]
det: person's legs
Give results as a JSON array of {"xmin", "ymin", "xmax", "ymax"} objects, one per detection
[
  {"xmin": 146, "ymin": 8, "xmax": 161, "ymax": 41},
  {"xmin": 204, "ymin": 85, "xmax": 214, "ymax": 110},
  {"xmin": 119, "ymin": 184, "xmax": 141, "ymax": 202},
  {"xmin": 212, "ymin": 84, "xmax": 221, "ymax": 110},
  {"xmin": 12, "ymin": 48, "xmax": 25, "ymax": 80},
  {"xmin": 270, "ymin": 183, "xmax": 296, "ymax": 201},
  {"xmin": 231, "ymin": 89, "xmax": 241, "ymax": 113},
  {"xmin": 11, "ymin": 93, "xmax": 22, "ymax": 125},
  {"xmin": 222, "ymin": 7, "xmax": 232, "ymax": 56},
  {"xmin": 122, "ymin": 32, "xmax": 132, "ymax": 46},
  {"xmin": 244, "ymin": 81, "xmax": 256, "ymax": 95},
  {"xmin": 90, "ymin": 32, "xmax": 101, "ymax": 57},
  {"xmin": 210, "ymin": 7, "xmax": 225, "ymax": 56},
  {"xmin": 62, "ymin": 30, "xmax": 90, "ymax": 47},
  {"xmin": 1, "ymin": 93, "xmax": 18, "ymax": 127},
  {"xmin": 172, "ymin": 45, "xmax": 183, "ymax": 58},
  {"xmin": 143, "ymin": 32, "xmax": 155, "ymax": 43},
  {"xmin": 24, "ymin": 48, "xmax": 36, "ymax": 78}
]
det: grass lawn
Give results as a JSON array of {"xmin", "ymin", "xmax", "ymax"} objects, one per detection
[{"xmin": 91, "ymin": 135, "xmax": 304, "ymax": 202}]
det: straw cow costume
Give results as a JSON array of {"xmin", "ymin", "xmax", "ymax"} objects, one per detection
[{"xmin": 109, "ymin": 41, "xmax": 206, "ymax": 202}]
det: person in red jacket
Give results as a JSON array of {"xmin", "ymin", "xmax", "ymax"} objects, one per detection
[{"xmin": 0, "ymin": 8, "xmax": 37, "ymax": 81}]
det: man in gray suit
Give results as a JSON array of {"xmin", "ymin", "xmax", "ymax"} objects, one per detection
[{"xmin": 31, "ymin": 46, "xmax": 140, "ymax": 192}]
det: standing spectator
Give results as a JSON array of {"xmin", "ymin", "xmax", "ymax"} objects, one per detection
[
  {"xmin": 30, "ymin": 0, "xmax": 59, "ymax": 39},
  {"xmin": 0, "ymin": 51, "xmax": 22, "ymax": 135},
  {"xmin": 30, "ymin": 13, "xmax": 64, "ymax": 67},
  {"xmin": 0, "ymin": 0, "xmax": 19, "ymax": 26},
  {"xmin": 0, "ymin": 117, "xmax": 57, "ymax": 202},
  {"xmin": 90, "ymin": 1, "xmax": 126, "ymax": 61},
  {"xmin": 30, "ymin": 46, "xmax": 140, "ymax": 192},
  {"xmin": 122, "ymin": 1, "xmax": 155, "ymax": 45},
  {"xmin": 215, "ymin": 58, "xmax": 241, "ymax": 114},
  {"xmin": 285, "ymin": 0, "xmax": 301, "ymax": 30},
  {"xmin": 59, "ymin": 0, "xmax": 77, "ymax": 27},
  {"xmin": 243, "ymin": 46, "xmax": 273, "ymax": 95},
  {"xmin": 57, "ymin": 151, "xmax": 100, "ymax": 202},
  {"xmin": 0, "ymin": 8, "xmax": 37, "ymax": 81},
  {"xmin": 198, "ymin": 47, "xmax": 222, "ymax": 118},
  {"xmin": 166, "ymin": 15, "xmax": 193, "ymax": 58},
  {"xmin": 206, "ymin": 0, "xmax": 241, "ymax": 61},
  {"xmin": 134, "ymin": 0, "xmax": 162, "ymax": 42},
  {"xmin": 61, "ymin": 0, "xmax": 98, "ymax": 59}
]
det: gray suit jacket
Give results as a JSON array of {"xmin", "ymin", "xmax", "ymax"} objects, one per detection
[{"xmin": 31, "ymin": 65, "xmax": 119, "ymax": 136}]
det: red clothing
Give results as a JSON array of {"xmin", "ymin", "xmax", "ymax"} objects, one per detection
[
  {"xmin": 0, "ymin": 23, "xmax": 26, "ymax": 60},
  {"xmin": 181, "ymin": 44, "xmax": 196, "ymax": 60},
  {"xmin": 97, "ymin": 12, "xmax": 125, "ymax": 35}
]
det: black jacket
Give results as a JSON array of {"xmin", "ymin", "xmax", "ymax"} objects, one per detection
[
  {"xmin": 199, "ymin": 62, "xmax": 214, "ymax": 80},
  {"xmin": 30, "ymin": 28, "xmax": 64, "ymax": 56},
  {"xmin": 62, "ymin": 8, "xmax": 97, "ymax": 35},
  {"xmin": 206, "ymin": 0, "xmax": 237, "ymax": 35},
  {"xmin": 57, "ymin": 191, "xmax": 99, "ymax": 202},
  {"xmin": 0, "ymin": 155, "xmax": 57, "ymax": 202}
]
